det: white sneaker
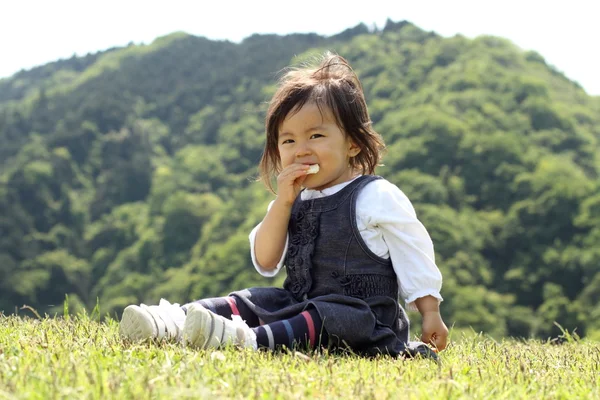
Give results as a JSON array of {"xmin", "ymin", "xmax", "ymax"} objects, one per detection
[
  {"xmin": 183, "ymin": 304, "xmax": 257, "ymax": 350},
  {"xmin": 119, "ymin": 299, "xmax": 186, "ymax": 342}
]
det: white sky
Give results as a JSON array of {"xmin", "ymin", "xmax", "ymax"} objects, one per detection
[{"xmin": 1, "ymin": 0, "xmax": 599, "ymax": 95}]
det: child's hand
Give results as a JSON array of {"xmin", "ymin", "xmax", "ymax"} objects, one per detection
[
  {"xmin": 276, "ymin": 164, "xmax": 310, "ymax": 206},
  {"xmin": 421, "ymin": 311, "xmax": 449, "ymax": 351}
]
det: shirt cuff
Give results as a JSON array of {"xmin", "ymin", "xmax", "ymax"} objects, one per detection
[
  {"xmin": 404, "ymin": 290, "xmax": 443, "ymax": 312},
  {"xmin": 249, "ymin": 223, "xmax": 288, "ymax": 277}
]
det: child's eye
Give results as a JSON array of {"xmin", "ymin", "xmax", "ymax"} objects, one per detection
[
  {"xmin": 310, "ymin": 133, "xmax": 324, "ymax": 139},
  {"xmin": 281, "ymin": 139, "xmax": 294, "ymax": 145}
]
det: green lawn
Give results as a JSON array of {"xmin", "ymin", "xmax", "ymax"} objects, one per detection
[{"xmin": 0, "ymin": 313, "xmax": 598, "ymax": 399}]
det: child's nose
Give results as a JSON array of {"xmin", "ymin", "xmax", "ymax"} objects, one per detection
[{"xmin": 295, "ymin": 142, "xmax": 312, "ymax": 157}]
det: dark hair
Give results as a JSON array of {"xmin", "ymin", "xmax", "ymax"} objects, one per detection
[{"xmin": 259, "ymin": 52, "xmax": 386, "ymax": 192}]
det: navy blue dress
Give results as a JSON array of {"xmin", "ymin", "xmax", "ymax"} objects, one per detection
[{"xmin": 232, "ymin": 175, "xmax": 422, "ymax": 357}]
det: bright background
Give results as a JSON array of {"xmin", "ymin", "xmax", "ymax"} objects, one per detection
[{"xmin": 1, "ymin": 0, "xmax": 599, "ymax": 95}]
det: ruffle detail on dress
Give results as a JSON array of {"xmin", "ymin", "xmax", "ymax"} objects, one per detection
[{"xmin": 284, "ymin": 201, "xmax": 320, "ymax": 301}]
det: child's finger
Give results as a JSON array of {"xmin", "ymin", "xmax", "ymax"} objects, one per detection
[
  {"xmin": 280, "ymin": 165, "xmax": 309, "ymax": 181},
  {"xmin": 432, "ymin": 334, "xmax": 447, "ymax": 351},
  {"xmin": 295, "ymin": 175, "xmax": 307, "ymax": 186}
]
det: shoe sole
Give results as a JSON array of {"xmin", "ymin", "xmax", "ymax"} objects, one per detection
[
  {"xmin": 183, "ymin": 305, "xmax": 219, "ymax": 349},
  {"xmin": 119, "ymin": 305, "xmax": 156, "ymax": 341}
]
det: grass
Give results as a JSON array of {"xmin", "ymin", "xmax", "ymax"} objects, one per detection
[{"xmin": 0, "ymin": 312, "xmax": 599, "ymax": 399}]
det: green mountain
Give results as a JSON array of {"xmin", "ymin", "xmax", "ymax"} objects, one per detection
[{"xmin": 1, "ymin": 20, "xmax": 599, "ymax": 339}]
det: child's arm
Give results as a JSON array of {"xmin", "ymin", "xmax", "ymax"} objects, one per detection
[
  {"xmin": 368, "ymin": 181, "xmax": 443, "ymax": 309},
  {"xmin": 254, "ymin": 198, "xmax": 294, "ymax": 270},
  {"xmin": 249, "ymin": 201, "xmax": 289, "ymax": 276},
  {"xmin": 254, "ymin": 163, "xmax": 310, "ymax": 270}
]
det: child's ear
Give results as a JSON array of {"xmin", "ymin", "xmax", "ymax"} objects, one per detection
[{"xmin": 348, "ymin": 141, "xmax": 361, "ymax": 157}]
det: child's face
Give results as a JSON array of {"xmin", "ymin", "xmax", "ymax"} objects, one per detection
[{"xmin": 278, "ymin": 102, "xmax": 360, "ymax": 191}]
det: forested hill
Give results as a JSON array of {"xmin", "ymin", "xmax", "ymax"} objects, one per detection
[{"xmin": 1, "ymin": 20, "xmax": 599, "ymax": 340}]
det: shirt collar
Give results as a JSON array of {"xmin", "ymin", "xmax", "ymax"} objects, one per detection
[{"xmin": 300, "ymin": 175, "xmax": 362, "ymax": 200}]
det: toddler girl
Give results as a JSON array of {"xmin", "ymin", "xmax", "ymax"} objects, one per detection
[{"xmin": 119, "ymin": 52, "xmax": 448, "ymax": 358}]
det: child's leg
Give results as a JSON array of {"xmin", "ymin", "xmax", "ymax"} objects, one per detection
[
  {"xmin": 184, "ymin": 305, "xmax": 327, "ymax": 352},
  {"xmin": 120, "ymin": 295, "xmax": 259, "ymax": 343},
  {"xmin": 183, "ymin": 295, "xmax": 260, "ymax": 327},
  {"xmin": 254, "ymin": 308, "xmax": 327, "ymax": 351}
]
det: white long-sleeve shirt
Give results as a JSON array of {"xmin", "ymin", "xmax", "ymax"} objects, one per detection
[{"xmin": 249, "ymin": 176, "xmax": 443, "ymax": 311}]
